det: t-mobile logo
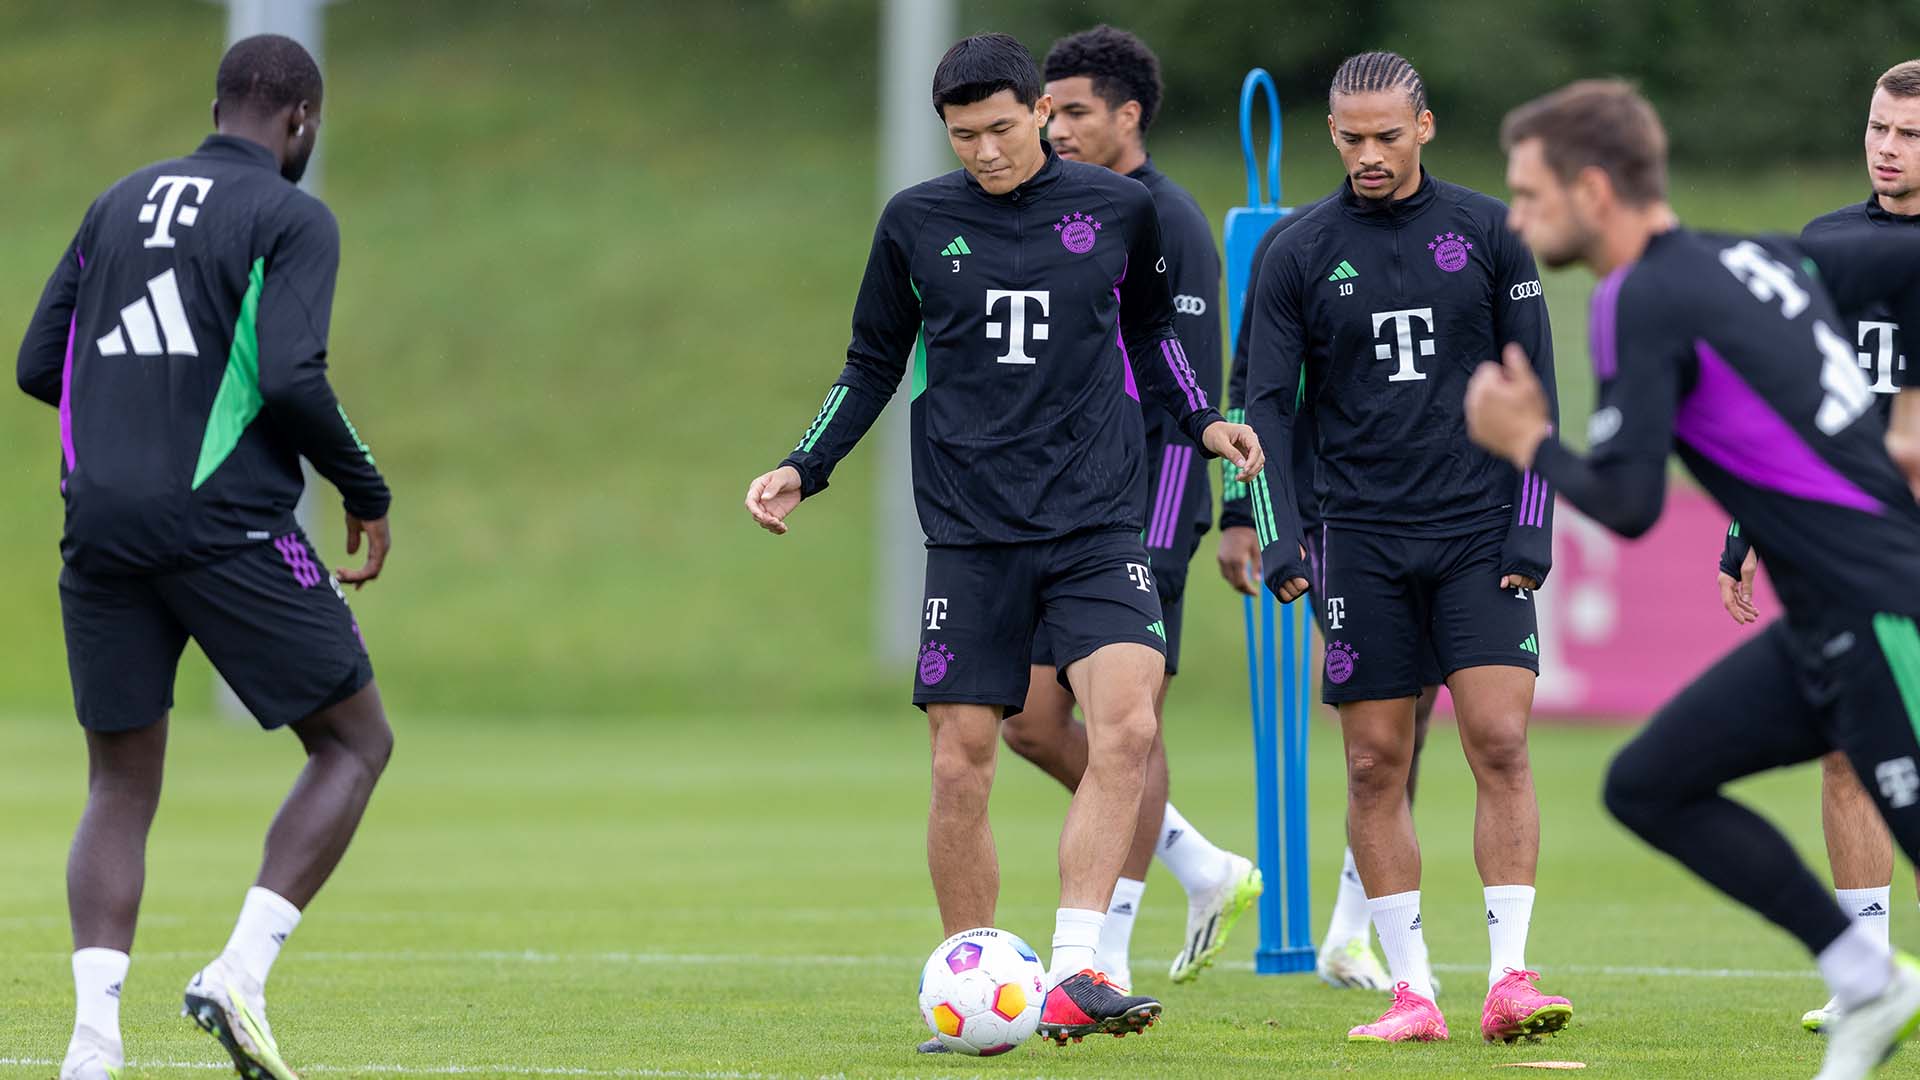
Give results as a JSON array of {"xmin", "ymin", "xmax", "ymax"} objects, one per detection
[
  {"xmin": 924, "ymin": 597, "xmax": 948, "ymax": 630},
  {"xmin": 1327, "ymin": 596, "xmax": 1346, "ymax": 630},
  {"xmin": 985, "ymin": 289, "xmax": 1050, "ymax": 365},
  {"xmin": 1371, "ymin": 307, "xmax": 1435, "ymax": 383},
  {"xmin": 139, "ymin": 175, "xmax": 214, "ymax": 249},
  {"xmin": 1859, "ymin": 321, "xmax": 1905, "ymax": 394},
  {"xmin": 1125, "ymin": 563, "xmax": 1152, "ymax": 592},
  {"xmin": 1877, "ymin": 757, "xmax": 1920, "ymax": 809}
]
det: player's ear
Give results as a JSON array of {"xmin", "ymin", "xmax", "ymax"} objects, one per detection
[
  {"xmin": 289, "ymin": 101, "xmax": 311, "ymax": 140},
  {"xmin": 1417, "ymin": 109, "xmax": 1436, "ymax": 146},
  {"xmin": 1033, "ymin": 93, "xmax": 1053, "ymax": 129},
  {"xmin": 1326, "ymin": 113, "xmax": 1338, "ymax": 147},
  {"xmin": 1119, "ymin": 99, "xmax": 1142, "ymax": 138}
]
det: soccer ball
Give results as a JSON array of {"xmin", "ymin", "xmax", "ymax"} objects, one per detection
[{"xmin": 917, "ymin": 927, "xmax": 1046, "ymax": 1056}]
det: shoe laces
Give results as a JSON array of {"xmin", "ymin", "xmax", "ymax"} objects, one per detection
[
  {"xmin": 1086, "ymin": 970, "xmax": 1120, "ymax": 991},
  {"xmin": 1497, "ymin": 967, "xmax": 1542, "ymax": 986},
  {"xmin": 1385, "ymin": 981, "xmax": 1430, "ymax": 1015}
]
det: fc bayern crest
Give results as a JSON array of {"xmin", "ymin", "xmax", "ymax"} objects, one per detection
[
  {"xmin": 1055, "ymin": 211, "xmax": 1102, "ymax": 254},
  {"xmin": 1325, "ymin": 640, "xmax": 1358, "ymax": 685},
  {"xmin": 919, "ymin": 641, "xmax": 955, "ymax": 686},
  {"xmin": 1428, "ymin": 232, "xmax": 1473, "ymax": 273}
]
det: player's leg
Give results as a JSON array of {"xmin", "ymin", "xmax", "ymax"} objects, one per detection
[
  {"xmin": 1805, "ymin": 752, "xmax": 1898, "ymax": 1032},
  {"xmin": 1602, "ymin": 619, "xmax": 1911, "ymax": 1070},
  {"xmin": 159, "ymin": 532, "xmax": 386, "ymax": 1080},
  {"xmin": 1096, "ymin": 681, "xmax": 1168, "ymax": 990},
  {"xmin": 927, "ymin": 703, "xmax": 1006, "ymax": 933},
  {"xmin": 58, "ymin": 567, "xmax": 187, "ymax": 1080},
  {"xmin": 1001, "ymin": 625, "xmax": 1084, "ymax": 791},
  {"xmin": 1036, "ymin": 530, "xmax": 1169, "ymax": 1042}
]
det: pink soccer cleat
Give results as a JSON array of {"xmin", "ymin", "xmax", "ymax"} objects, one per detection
[
  {"xmin": 1481, "ymin": 968, "xmax": 1573, "ymax": 1043},
  {"xmin": 1347, "ymin": 982, "xmax": 1449, "ymax": 1043}
]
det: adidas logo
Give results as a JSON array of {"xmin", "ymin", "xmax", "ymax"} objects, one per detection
[
  {"xmin": 1163, "ymin": 827, "xmax": 1184, "ymax": 847},
  {"xmin": 1519, "ymin": 634, "xmax": 1539, "ymax": 655},
  {"xmin": 1860, "ymin": 902, "xmax": 1889, "ymax": 917},
  {"xmin": 940, "ymin": 236, "xmax": 972, "ymax": 257},
  {"xmin": 106, "ymin": 981, "xmax": 122, "ymax": 999},
  {"xmin": 1409, "ymin": 913, "xmax": 1422, "ymax": 932},
  {"xmin": 1147, "ymin": 620, "xmax": 1166, "ymax": 641},
  {"xmin": 1326, "ymin": 259, "xmax": 1359, "ymax": 282},
  {"xmin": 271, "ymin": 931, "xmax": 290, "ymax": 944},
  {"xmin": 1112, "ymin": 902, "xmax": 1135, "ymax": 915},
  {"xmin": 97, "ymin": 269, "xmax": 198, "ymax": 357},
  {"xmin": 1487, "ymin": 909, "xmax": 1500, "ymax": 926}
]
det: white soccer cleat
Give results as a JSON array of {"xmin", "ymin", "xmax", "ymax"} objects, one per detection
[
  {"xmin": 1169, "ymin": 854, "xmax": 1263, "ymax": 983},
  {"xmin": 58, "ymin": 1025, "xmax": 123, "ymax": 1080},
  {"xmin": 1317, "ymin": 935, "xmax": 1391, "ymax": 991},
  {"xmin": 183, "ymin": 952, "xmax": 298, "ymax": 1080},
  {"xmin": 1814, "ymin": 954, "xmax": 1920, "ymax": 1080},
  {"xmin": 1805, "ymin": 996, "xmax": 1841, "ymax": 1034}
]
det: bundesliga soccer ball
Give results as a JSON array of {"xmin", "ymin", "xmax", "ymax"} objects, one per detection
[{"xmin": 917, "ymin": 927, "xmax": 1046, "ymax": 1056}]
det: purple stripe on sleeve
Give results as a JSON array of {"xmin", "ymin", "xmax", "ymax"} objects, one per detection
[
  {"xmin": 1532, "ymin": 476, "xmax": 1550, "ymax": 526},
  {"xmin": 1515, "ymin": 474, "xmax": 1532, "ymax": 525},
  {"xmin": 59, "ymin": 249, "xmax": 85, "ymax": 486},
  {"xmin": 1147, "ymin": 443, "xmax": 1179, "ymax": 547},
  {"xmin": 1161, "ymin": 340, "xmax": 1203, "ymax": 412},
  {"xmin": 1113, "ymin": 290, "xmax": 1139, "ymax": 400},
  {"xmin": 1675, "ymin": 341, "xmax": 1885, "ymax": 515},
  {"xmin": 1172, "ymin": 339, "xmax": 1211, "ymax": 409},
  {"xmin": 1589, "ymin": 265, "xmax": 1629, "ymax": 380},
  {"xmin": 1163, "ymin": 446, "xmax": 1193, "ymax": 545}
]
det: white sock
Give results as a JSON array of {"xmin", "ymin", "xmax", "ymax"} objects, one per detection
[
  {"xmin": 222, "ymin": 886, "xmax": 302, "ymax": 989},
  {"xmin": 1838, "ymin": 885, "xmax": 1893, "ymax": 950},
  {"xmin": 1324, "ymin": 847, "xmax": 1372, "ymax": 947},
  {"xmin": 1097, "ymin": 878, "xmax": 1145, "ymax": 978},
  {"xmin": 1368, "ymin": 890, "xmax": 1434, "ymax": 1000},
  {"xmin": 1819, "ymin": 922, "xmax": 1895, "ymax": 1010},
  {"xmin": 71, "ymin": 947, "xmax": 129, "ymax": 1046},
  {"xmin": 1485, "ymin": 884, "xmax": 1536, "ymax": 985},
  {"xmin": 1049, "ymin": 907, "xmax": 1105, "ymax": 989},
  {"xmin": 1157, "ymin": 803, "xmax": 1231, "ymax": 894}
]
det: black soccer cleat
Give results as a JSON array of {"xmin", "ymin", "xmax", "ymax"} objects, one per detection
[
  {"xmin": 1036, "ymin": 970, "xmax": 1161, "ymax": 1045},
  {"xmin": 915, "ymin": 1036, "xmax": 950, "ymax": 1054}
]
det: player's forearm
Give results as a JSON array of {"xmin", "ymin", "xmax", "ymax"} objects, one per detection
[
  {"xmin": 1532, "ymin": 438, "xmax": 1667, "ymax": 539},
  {"xmin": 1131, "ymin": 332, "xmax": 1223, "ymax": 450},
  {"xmin": 16, "ymin": 345, "xmax": 63, "ymax": 405},
  {"xmin": 1893, "ymin": 387, "xmax": 1920, "ymax": 439},
  {"xmin": 1720, "ymin": 524, "xmax": 1752, "ymax": 578},
  {"xmin": 777, "ymin": 379, "xmax": 889, "ymax": 498},
  {"xmin": 261, "ymin": 378, "xmax": 391, "ymax": 519},
  {"xmin": 18, "ymin": 262, "xmax": 79, "ymax": 406}
]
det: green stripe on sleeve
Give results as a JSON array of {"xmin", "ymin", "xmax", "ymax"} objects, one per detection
[
  {"xmin": 798, "ymin": 385, "xmax": 848, "ymax": 452},
  {"xmin": 193, "ymin": 258, "xmax": 266, "ymax": 490}
]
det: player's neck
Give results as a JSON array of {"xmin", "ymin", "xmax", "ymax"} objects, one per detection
[
  {"xmin": 214, "ymin": 123, "xmax": 286, "ymax": 171},
  {"xmin": 1590, "ymin": 203, "xmax": 1678, "ymax": 276},
  {"xmin": 1877, "ymin": 189, "xmax": 1920, "ymax": 217},
  {"xmin": 1111, "ymin": 143, "xmax": 1148, "ymax": 177}
]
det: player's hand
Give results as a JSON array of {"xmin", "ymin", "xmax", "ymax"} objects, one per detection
[
  {"xmin": 1275, "ymin": 547, "xmax": 1310, "ymax": 604},
  {"xmin": 1890, "ymin": 427, "xmax": 1920, "ymax": 505},
  {"xmin": 745, "ymin": 465, "xmax": 804, "ymax": 535},
  {"xmin": 1717, "ymin": 548, "xmax": 1760, "ymax": 624},
  {"xmin": 1216, "ymin": 526, "xmax": 1262, "ymax": 596},
  {"xmin": 1203, "ymin": 421, "xmax": 1264, "ymax": 482},
  {"xmin": 337, "ymin": 513, "xmax": 389, "ymax": 589},
  {"xmin": 1465, "ymin": 344, "xmax": 1552, "ymax": 470},
  {"xmin": 1500, "ymin": 574, "xmax": 1540, "ymax": 591}
]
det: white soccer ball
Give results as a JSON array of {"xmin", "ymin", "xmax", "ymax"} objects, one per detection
[{"xmin": 917, "ymin": 927, "xmax": 1046, "ymax": 1056}]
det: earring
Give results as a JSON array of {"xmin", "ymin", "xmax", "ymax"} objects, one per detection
[{"xmin": 296, "ymin": 125, "xmax": 306, "ymax": 137}]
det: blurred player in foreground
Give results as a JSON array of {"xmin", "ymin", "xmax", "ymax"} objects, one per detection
[
  {"xmin": 1471, "ymin": 78, "xmax": 1920, "ymax": 1080},
  {"xmin": 1714, "ymin": 59, "xmax": 1920, "ymax": 1035},
  {"xmin": 18, "ymin": 34, "xmax": 395, "ymax": 1080}
]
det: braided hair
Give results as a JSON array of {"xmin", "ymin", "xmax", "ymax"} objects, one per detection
[{"xmin": 1329, "ymin": 51, "xmax": 1427, "ymax": 115}]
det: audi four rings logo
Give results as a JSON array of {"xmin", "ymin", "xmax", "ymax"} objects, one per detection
[
  {"xmin": 1510, "ymin": 279, "xmax": 1543, "ymax": 300},
  {"xmin": 1173, "ymin": 295, "xmax": 1208, "ymax": 315}
]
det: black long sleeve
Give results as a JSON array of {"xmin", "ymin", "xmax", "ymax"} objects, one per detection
[
  {"xmin": 18, "ymin": 222, "xmax": 87, "ymax": 407},
  {"xmin": 1118, "ymin": 192, "xmax": 1223, "ymax": 449},
  {"xmin": 1244, "ymin": 238, "xmax": 1311, "ymax": 590},
  {"xmin": 1492, "ymin": 229, "xmax": 1558, "ymax": 582},
  {"xmin": 1719, "ymin": 522, "xmax": 1752, "ymax": 578},
  {"xmin": 253, "ymin": 197, "xmax": 390, "ymax": 521}
]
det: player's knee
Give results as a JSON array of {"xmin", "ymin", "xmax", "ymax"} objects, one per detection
[
  {"xmin": 1602, "ymin": 748, "xmax": 1665, "ymax": 834},
  {"xmin": 1000, "ymin": 713, "xmax": 1059, "ymax": 767},
  {"xmin": 930, "ymin": 727, "xmax": 996, "ymax": 798},
  {"xmin": 1095, "ymin": 702, "xmax": 1158, "ymax": 761},
  {"xmin": 352, "ymin": 715, "xmax": 394, "ymax": 780},
  {"xmin": 1467, "ymin": 728, "xmax": 1531, "ymax": 783},
  {"xmin": 1346, "ymin": 747, "xmax": 1409, "ymax": 800}
]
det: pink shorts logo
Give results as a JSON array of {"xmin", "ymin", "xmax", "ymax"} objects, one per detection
[
  {"xmin": 1429, "ymin": 232, "xmax": 1473, "ymax": 273},
  {"xmin": 1055, "ymin": 211, "xmax": 1102, "ymax": 254},
  {"xmin": 919, "ymin": 641, "xmax": 955, "ymax": 686},
  {"xmin": 1325, "ymin": 640, "xmax": 1358, "ymax": 685}
]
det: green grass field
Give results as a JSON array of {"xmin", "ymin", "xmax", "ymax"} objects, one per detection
[{"xmin": 0, "ymin": 707, "xmax": 1892, "ymax": 1079}]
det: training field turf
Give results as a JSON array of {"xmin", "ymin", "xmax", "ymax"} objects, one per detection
[{"xmin": 0, "ymin": 707, "xmax": 1889, "ymax": 1079}]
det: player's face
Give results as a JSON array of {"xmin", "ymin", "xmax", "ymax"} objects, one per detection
[
  {"xmin": 1866, "ymin": 88, "xmax": 1920, "ymax": 202},
  {"xmin": 1046, "ymin": 77, "xmax": 1135, "ymax": 171},
  {"xmin": 1328, "ymin": 90, "xmax": 1432, "ymax": 200},
  {"xmin": 944, "ymin": 90, "xmax": 1053, "ymax": 195},
  {"xmin": 1504, "ymin": 138, "xmax": 1592, "ymax": 270}
]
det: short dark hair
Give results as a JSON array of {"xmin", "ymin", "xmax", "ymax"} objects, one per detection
[
  {"xmin": 1329, "ymin": 51, "xmax": 1427, "ymax": 115},
  {"xmin": 1879, "ymin": 60, "xmax": 1920, "ymax": 99},
  {"xmin": 217, "ymin": 34, "xmax": 323, "ymax": 116},
  {"xmin": 1501, "ymin": 79, "xmax": 1668, "ymax": 207},
  {"xmin": 931, "ymin": 33, "xmax": 1042, "ymax": 118},
  {"xmin": 1043, "ymin": 25, "xmax": 1164, "ymax": 135}
]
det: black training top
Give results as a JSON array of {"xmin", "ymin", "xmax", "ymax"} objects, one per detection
[
  {"xmin": 1129, "ymin": 157, "xmax": 1223, "ymax": 547},
  {"xmin": 1722, "ymin": 198, "xmax": 1919, "ymax": 576},
  {"xmin": 17, "ymin": 134, "xmax": 390, "ymax": 575},
  {"xmin": 1243, "ymin": 172, "xmax": 1557, "ymax": 594},
  {"xmin": 1539, "ymin": 226, "xmax": 1920, "ymax": 616},
  {"xmin": 779, "ymin": 143, "xmax": 1223, "ymax": 548}
]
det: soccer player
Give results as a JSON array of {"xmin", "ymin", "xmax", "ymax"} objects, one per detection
[
  {"xmin": 1471, "ymin": 78, "xmax": 1920, "ymax": 1080},
  {"xmin": 17, "ymin": 35, "xmax": 394, "ymax": 1080},
  {"xmin": 741, "ymin": 33, "xmax": 1262, "ymax": 1047},
  {"xmin": 1223, "ymin": 201, "xmax": 1443, "ymax": 994},
  {"xmin": 987, "ymin": 24, "xmax": 1260, "ymax": 995},
  {"xmin": 1244, "ymin": 52, "xmax": 1570, "ymax": 1043},
  {"xmin": 1712, "ymin": 59, "xmax": 1920, "ymax": 1035}
]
